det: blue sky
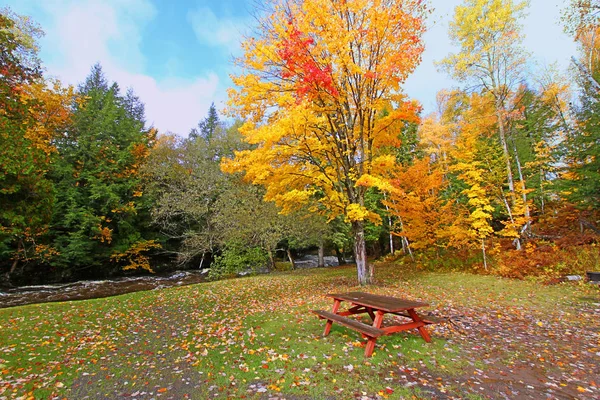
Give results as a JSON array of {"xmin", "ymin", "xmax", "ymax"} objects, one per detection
[{"xmin": 5, "ymin": 0, "xmax": 578, "ymax": 136}]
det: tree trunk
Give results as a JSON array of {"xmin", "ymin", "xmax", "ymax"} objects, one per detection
[
  {"xmin": 496, "ymin": 108, "xmax": 516, "ymax": 195},
  {"xmin": 9, "ymin": 239, "xmax": 22, "ymax": 275},
  {"xmin": 334, "ymin": 248, "xmax": 344, "ymax": 266},
  {"xmin": 500, "ymin": 190, "xmax": 522, "ymax": 250},
  {"xmin": 383, "ymin": 193, "xmax": 394, "ymax": 254},
  {"xmin": 580, "ymin": 219, "xmax": 600, "ymax": 234},
  {"xmin": 286, "ymin": 248, "xmax": 295, "ymax": 269},
  {"xmin": 511, "ymin": 136, "xmax": 531, "ymax": 234},
  {"xmin": 9, "ymin": 257, "xmax": 19, "ymax": 275},
  {"xmin": 397, "ymin": 216, "xmax": 414, "ymax": 261},
  {"xmin": 572, "ymin": 56, "xmax": 600, "ymax": 92},
  {"xmin": 267, "ymin": 250, "xmax": 275, "ymax": 270},
  {"xmin": 352, "ymin": 221, "xmax": 372, "ymax": 286},
  {"xmin": 540, "ymin": 168, "xmax": 545, "ymax": 215},
  {"xmin": 199, "ymin": 253, "xmax": 206, "ymax": 270},
  {"xmin": 481, "ymin": 238, "xmax": 488, "ymax": 271},
  {"xmin": 403, "ymin": 237, "xmax": 414, "ymax": 261},
  {"xmin": 318, "ymin": 243, "xmax": 325, "ymax": 268},
  {"xmin": 492, "ymin": 84, "xmax": 522, "ymax": 250}
]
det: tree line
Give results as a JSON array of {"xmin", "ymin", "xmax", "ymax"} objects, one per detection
[{"xmin": 1, "ymin": 0, "xmax": 598, "ymax": 286}]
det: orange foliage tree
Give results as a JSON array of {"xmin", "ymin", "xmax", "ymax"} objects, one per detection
[
  {"xmin": 385, "ymin": 159, "xmax": 448, "ymax": 251},
  {"xmin": 224, "ymin": 0, "xmax": 427, "ymax": 285}
]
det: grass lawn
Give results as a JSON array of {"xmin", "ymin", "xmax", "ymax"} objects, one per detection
[{"xmin": 1, "ymin": 263, "xmax": 599, "ymax": 399}]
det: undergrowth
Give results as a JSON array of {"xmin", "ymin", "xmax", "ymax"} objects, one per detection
[{"xmin": 384, "ymin": 242, "xmax": 599, "ymax": 280}]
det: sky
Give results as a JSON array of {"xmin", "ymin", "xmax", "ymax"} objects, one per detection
[{"xmin": 5, "ymin": 0, "xmax": 578, "ymax": 136}]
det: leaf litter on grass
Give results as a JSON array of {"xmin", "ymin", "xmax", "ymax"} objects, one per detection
[{"xmin": 1, "ymin": 264, "xmax": 599, "ymax": 399}]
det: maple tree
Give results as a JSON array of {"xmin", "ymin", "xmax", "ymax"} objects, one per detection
[
  {"xmin": 386, "ymin": 158, "xmax": 456, "ymax": 251},
  {"xmin": 224, "ymin": 0, "xmax": 427, "ymax": 285}
]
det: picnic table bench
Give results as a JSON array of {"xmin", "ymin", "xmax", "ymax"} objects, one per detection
[{"xmin": 312, "ymin": 291, "xmax": 433, "ymax": 357}]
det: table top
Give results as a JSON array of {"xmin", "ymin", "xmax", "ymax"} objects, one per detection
[{"xmin": 327, "ymin": 291, "xmax": 429, "ymax": 313}]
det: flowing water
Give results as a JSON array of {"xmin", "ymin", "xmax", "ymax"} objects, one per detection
[
  {"xmin": 0, "ymin": 270, "xmax": 207, "ymax": 309},
  {"xmin": 0, "ymin": 255, "xmax": 346, "ymax": 309}
]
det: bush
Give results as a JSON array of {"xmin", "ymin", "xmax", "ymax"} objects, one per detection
[
  {"xmin": 209, "ymin": 245, "xmax": 269, "ymax": 280},
  {"xmin": 274, "ymin": 261, "xmax": 293, "ymax": 271},
  {"xmin": 492, "ymin": 243, "xmax": 600, "ymax": 279}
]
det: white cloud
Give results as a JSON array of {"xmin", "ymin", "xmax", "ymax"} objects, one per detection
[
  {"xmin": 187, "ymin": 6, "xmax": 248, "ymax": 55},
  {"xmin": 124, "ymin": 72, "xmax": 220, "ymax": 135},
  {"xmin": 16, "ymin": 0, "xmax": 220, "ymax": 136}
]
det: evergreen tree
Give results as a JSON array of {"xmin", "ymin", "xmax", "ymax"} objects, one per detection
[
  {"xmin": 189, "ymin": 102, "xmax": 219, "ymax": 140},
  {"xmin": 559, "ymin": 3, "xmax": 600, "ymax": 211},
  {"xmin": 123, "ymin": 87, "xmax": 146, "ymax": 126},
  {"xmin": 78, "ymin": 62, "xmax": 109, "ymax": 94},
  {"xmin": 49, "ymin": 64, "xmax": 156, "ymax": 278},
  {"xmin": 563, "ymin": 81, "xmax": 600, "ymax": 210}
]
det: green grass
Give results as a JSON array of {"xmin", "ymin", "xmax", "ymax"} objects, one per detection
[{"xmin": 1, "ymin": 262, "xmax": 598, "ymax": 399}]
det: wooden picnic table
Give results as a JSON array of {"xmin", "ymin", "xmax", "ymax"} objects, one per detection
[{"xmin": 312, "ymin": 291, "xmax": 432, "ymax": 357}]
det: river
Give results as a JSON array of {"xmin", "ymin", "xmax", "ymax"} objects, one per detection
[
  {"xmin": 0, "ymin": 270, "xmax": 207, "ymax": 309},
  {"xmin": 0, "ymin": 255, "xmax": 346, "ymax": 309}
]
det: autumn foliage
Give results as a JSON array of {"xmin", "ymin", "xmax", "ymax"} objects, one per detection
[
  {"xmin": 2, "ymin": 1, "xmax": 600, "ymax": 286},
  {"xmin": 225, "ymin": 0, "xmax": 427, "ymax": 285}
]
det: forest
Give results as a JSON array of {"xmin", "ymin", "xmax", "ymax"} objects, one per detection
[{"xmin": 1, "ymin": 0, "xmax": 599, "ymax": 288}]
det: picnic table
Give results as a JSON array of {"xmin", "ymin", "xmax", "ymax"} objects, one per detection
[{"xmin": 312, "ymin": 291, "xmax": 433, "ymax": 357}]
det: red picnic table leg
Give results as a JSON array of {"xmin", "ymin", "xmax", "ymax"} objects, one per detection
[
  {"xmin": 323, "ymin": 299, "xmax": 341, "ymax": 336},
  {"xmin": 366, "ymin": 307, "xmax": 376, "ymax": 321},
  {"xmin": 408, "ymin": 308, "xmax": 431, "ymax": 343},
  {"xmin": 364, "ymin": 310, "xmax": 385, "ymax": 357}
]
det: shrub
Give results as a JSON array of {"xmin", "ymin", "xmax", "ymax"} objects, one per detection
[
  {"xmin": 209, "ymin": 244, "xmax": 269, "ymax": 280},
  {"xmin": 274, "ymin": 261, "xmax": 293, "ymax": 271}
]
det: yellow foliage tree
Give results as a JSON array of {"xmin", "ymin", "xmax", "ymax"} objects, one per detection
[
  {"xmin": 439, "ymin": 0, "xmax": 532, "ymax": 248},
  {"xmin": 450, "ymin": 105, "xmax": 495, "ymax": 269},
  {"xmin": 224, "ymin": 0, "xmax": 427, "ymax": 284}
]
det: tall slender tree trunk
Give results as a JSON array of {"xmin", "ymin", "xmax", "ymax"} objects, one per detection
[
  {"xmin": 510, "ymin": 137, "xmax": 531, "ymax": 234},
  {"xmin": 199, "ymin": 253, "xmax": 206, "ymax": 270},
  {"xmin": 496, "ymin": 107, "xmax": 523, "ymax": 250},
  {"xmin": 500, "ymin": 190, "xmax": 522, "ymax": 250},
  {"xmin": 397, "ymin": 215, "xmax": 414, "ymax": 261},
  {"xmin": 352, "ymin": 221, "xmax": 372, "ymax": 286},
  {"xmin": 481, "ymin": 238, "xmax": 488, "ymax": 270},
  {"xmin": 318, "ymin": 242, "xmax": 325, "ymax": 268},
  {"xmin": 286, "ymin": 248, "xmax": 295, "ymax": 269},
  {"xmin": 539, "ymin": 168, "xmax": 545, "ymax": 214},
  {"xmin": 496, "ymin": 109, "xmax": 516, "ymax": 194},
  {"xmin": 383, "ymin": 193, "xmax": 394, "ymax": 254}
]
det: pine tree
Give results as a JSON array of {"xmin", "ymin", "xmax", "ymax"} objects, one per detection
[
  {"xmin": 563, "ymin": 80, "xmax": 600, "ymax": 209},
  {"xmin": 123, "ymin": 87, "xmax": 146, "ymax": 126},
  {"xmin": 189, "ymin": 102, "xmax": 219, "ymax": 140},
  {"xmin": 49, "ymin": 64, "xmax": 156, "ymax": 278},
  {"xmin": 559, "ymin": 2, "xmax": 600, "ymax": 211}
]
